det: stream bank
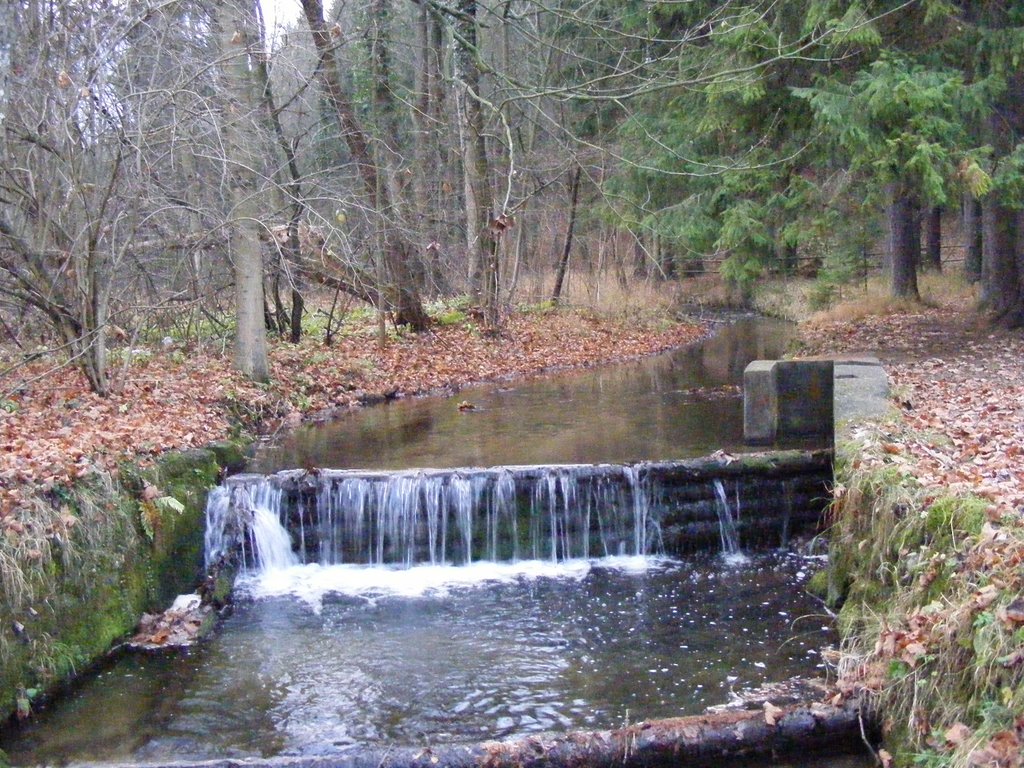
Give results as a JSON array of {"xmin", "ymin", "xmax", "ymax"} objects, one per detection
[
  {"xmin": 817, "ymin": 427, "xmax": 1024, "ymax": 768},
  {"xmin": 796, "ymin": 305, "xmax": 1024, "ymax": 768},
  {"xmin": 0, "ymin": 441, "xmax": 247, "ymax": 723}
]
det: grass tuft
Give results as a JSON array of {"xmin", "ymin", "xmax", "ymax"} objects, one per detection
[{"xmin": 828, "ymin": 428, "xmax": 1024, "ymax": 768}]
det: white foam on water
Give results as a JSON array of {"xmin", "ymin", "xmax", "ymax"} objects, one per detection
[{"xmin": 235, "ymin": 555, "xmax": 669, "ymax": 613}]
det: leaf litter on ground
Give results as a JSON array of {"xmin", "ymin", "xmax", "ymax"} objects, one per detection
[{"xmin": 0, "ymin": 311, "xmax": 707, "ymax": 516}]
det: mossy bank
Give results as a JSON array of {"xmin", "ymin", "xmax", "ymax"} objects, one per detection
[
  {"xmin": 815, "ymin": 433, "xmax": 1024, "ymax": 768},
  {"xmin": 0, "ymin": 440, "xmax": 247, "ymax": 723}
]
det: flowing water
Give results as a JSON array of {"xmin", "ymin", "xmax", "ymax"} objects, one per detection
[
  {"xmin": 1, "ymin": 317, "xmax": 857, "ymax": 765},
  {"xmin": 3, "ymin": 554, "xmax": 836, "ymax": 764}
]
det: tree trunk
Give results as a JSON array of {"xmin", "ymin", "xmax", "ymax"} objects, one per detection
[
  {"xmin": 551, "ymin": 166, "xmax": 582, "ymax": 304},
  {"xmin": 980, "ymin": 199, "xmax": 1017, "ymax": 314},
  {"xmin": 887, "ymin": 183, "xmax": 920, "ymax": 300},
  {"xmin": 215, "ymin": 0, "xmax": 270, "ymax": 382},
  {"xmin": 412, "ymin": 4, "xmax": 451, "ymax": 296},
  {"xmin": 980, "ymin": 66, "xmax": 1024, "ymax": 325},
  {"xmin": 118, "ymin": 701, "xmax": 873, "ymax": 768},
  {"xmin": 454, "ymin": 0, "xmax": 500, "ymax": 332},
  {"xmin": 252, "ymin": 41, "xmax": 306, "ymax": 344},
  {"xmin": 963, "ymin": 194, "xmax": 982, "ymax": 283},
  {"xmin": 0, "ymin": 0, "xmax": 14, "ymax": 114},
  {"xmin": 299, "ymin": 0, "xmax": 428, "ymax": 331},
  {"xmin": 922, "ymin": 205, "xmax": 942, "ymax": 272}
]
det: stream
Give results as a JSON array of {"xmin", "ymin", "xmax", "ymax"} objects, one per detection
[{"xmin": 0, "ymin": 317, "xmax": 863, "ymax": 766}]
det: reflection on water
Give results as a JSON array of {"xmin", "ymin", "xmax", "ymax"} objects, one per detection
[
  {"xmin": 250, "ymin": 317, "xmax": 799, "ymax": 473},
  {"xmin": 2, "ymin": 554, "xmax": 838, "ymax": 764}
]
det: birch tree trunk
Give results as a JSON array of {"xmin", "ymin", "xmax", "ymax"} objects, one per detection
[
  {"xmin": 216, "ymin": 0, "xmax": 270, "ymax": 382},
  {"xmin": 0, "ymin": 0, "xmax": 13, "ymax": 119}
]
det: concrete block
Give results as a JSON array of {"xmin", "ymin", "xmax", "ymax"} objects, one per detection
[
  {"xmin": 743, "ymin": 360, "xmax": 778, "ymax": 444},
  {"xmin": 776, "ymin": 360, "xmax": 834, "ymax": 441},
  {"xmin": 743, "ymin": 360, "xmax": 834, "ymax": 445}
]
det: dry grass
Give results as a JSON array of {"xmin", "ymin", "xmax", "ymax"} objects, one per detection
[
  {"xmin": 754, "ymin": 272, "xmax": 979, "ymax": 327},
  {"xmin": 513, "ymin": 268, "xmax": 689, "ymax": 319},
  {"xmin": 829, "ymin": 429, "xmax": 1024, "ymax": 768}
]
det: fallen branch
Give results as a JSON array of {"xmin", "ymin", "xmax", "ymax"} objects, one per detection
[{"xmin": 94, "ymin": 698, "xmax": 875, "ymax": 768}]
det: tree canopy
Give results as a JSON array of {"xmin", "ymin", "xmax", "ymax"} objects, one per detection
[{"xmin": 2, "ymin": 0, "xmax": 1023, "ymax": 394}]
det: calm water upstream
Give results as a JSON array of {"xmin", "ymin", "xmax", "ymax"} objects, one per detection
[
  {"xmin": 1, "ymin": 317, "xmax": 861, "ymax": 766},
  {"xmin": 250, "ymin": 316, "xmax": 802, "ymax": 472}
]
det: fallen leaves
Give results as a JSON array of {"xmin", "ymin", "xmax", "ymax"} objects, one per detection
[
  {"xmin": 129, "ymin": 594, "xmax": 212, "ymax": 650},
  {"xmin": 801, "ymin": 308, "xmax": 1024, "ymax": 516},
  {"xmin": 0, "ymin": 311, "xmax": 707, "ymax": 517},
  {"xmin": 802, "ymin": 306, "xmax": 1024, "ymax": 767},
  {"xmin": 762, "ymin": 701, "xmax": 784, "ymax": 726}
]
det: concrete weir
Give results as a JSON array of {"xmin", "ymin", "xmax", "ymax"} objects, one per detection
[
  {"xmin": 211, "ymin": 450, "xmax": 833, "ymax": 568},
  {"xmin": 743, "ymin": 356, "xmax": 890, "ymax": 444}
]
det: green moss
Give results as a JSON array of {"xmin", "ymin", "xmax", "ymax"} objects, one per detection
[
  {"xmin": 434, "ymin": 309, "xmax": 469, "ymax": 326},
  {"xmin": 207, "ymin": 439, "xmax": 250, "ymax": 474},
  {"xmin": 806, "ymin": 568, "xmax": 830, "ymax": 599},
  {"xmin": 0, "ymin": 442, "xmax": 240, "ymax": 721},
  {"xmin": 924, "ymin": 496, "xmax": 986, "ymax": 549}
]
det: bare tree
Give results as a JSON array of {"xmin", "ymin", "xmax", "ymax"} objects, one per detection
[
  {"xmin": 452, "ymin": 0, "xmax": 501, "ymax": 331},
  {"xmin": 299, "ymin": 0, "xmax": 429, "ymax": 331},
  {"xmin": 214, "ymin": 0, "xmax": 271, "ymax": 381}
]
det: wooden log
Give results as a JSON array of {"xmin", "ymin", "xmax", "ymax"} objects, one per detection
[{"xmin": 91, "ymin": 700, "xmax": 873, "ymax": 768}]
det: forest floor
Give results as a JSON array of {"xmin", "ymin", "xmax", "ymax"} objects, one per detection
[
  {"xmin": 2, "ymin": 280, "xmax": 1021, "ymax": 521},
  {"xmin": 797, "ymin": 304, "xmax": 1024, "ymax": 516},
  {"xmin": 3, "ymin": 288, "xmax": 1022, "ymax": 517},
  {"xmin": 0, "ymin": 307, "xmax": 707, "ymax": 516}
]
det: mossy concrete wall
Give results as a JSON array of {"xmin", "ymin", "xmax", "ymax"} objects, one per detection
[{"xmin": 0, "ymin": 440, "xmax": 246, "ymax": 721}]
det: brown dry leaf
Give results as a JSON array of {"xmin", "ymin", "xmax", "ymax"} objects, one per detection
[
  {"xmin": 763, "ymin": 701, "xmax": 784, "ymax": 727},
  {"xmin": 945, "ymin": 722, "xmax": 973, "ymax": 747},
  {"xmin": 900, "ymin": 641, "xmax": 928, "ymax": 668},
  {"xmin": 150, "ymin": 629, "xmax": 170, "ymax": 645},
  {"xmin": 997, "ymin": 599, "xmax": 1024, "ymax": 627},
  {"xmin": 968, "ymin": 730, "xmax": 1022, "ymax": 768},
  {"xmin": 974, "ymin": 585, "xmax": 1000, "ymax": 610},
  {"xmin": 878, "ymin": 748, "xmax": 894, "ymax": 768}
]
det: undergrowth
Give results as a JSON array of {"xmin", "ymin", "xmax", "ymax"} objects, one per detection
[
  {"xmin": 827, "ymin": 430, "xmax": 1024, "ymax": 768},
  {"xmin": 754, "ymin": 273, "xmax": 978, "ymax": 325}
]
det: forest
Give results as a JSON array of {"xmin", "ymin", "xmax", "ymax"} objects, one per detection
[
  {"xmin": 1, "ymin": 4, "xmax": 1024, "ymax": 768},
  {"xmin": 1, "ymin": 0, "xmax": 1023, "ymax": 395}
]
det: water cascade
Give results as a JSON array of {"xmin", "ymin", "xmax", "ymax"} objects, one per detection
[
  {"xmin": 712, "ymin": 478, "xmax": 742, "ymax": 557},
  {"xmin": 205, "ymin": 452, "xmax": 833, "ymax": 571}
]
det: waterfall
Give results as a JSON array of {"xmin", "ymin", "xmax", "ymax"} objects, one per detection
[
  {"xmin": 248, "ymin": 506, "xmax": 299, "ymax": 571},
  {"xmin": 208, "ymin": 464, "xmax": 664, "ymax": 571},
  {"xmin": 204, "ymin": 454, "xmax": 833, "ymax": 574},
  {"xmin": 712, "ymin": 479, "xmax": 742, "ymax": 558},
  {"xmin": 203, "ymin": 486, "xmax": 232, "ymax": 569}
]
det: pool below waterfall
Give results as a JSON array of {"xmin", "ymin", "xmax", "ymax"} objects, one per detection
[
  {"xmin": 3, "ymin": 554, "xmax": 835, "ymax": 764},
  {"xmin": 0, "ymin": 316, "xmax": 853, "ymax": 766}
]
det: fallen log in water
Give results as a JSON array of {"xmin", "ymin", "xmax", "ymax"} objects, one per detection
[{"xmin": 94, "ymin": 698, "xmax": 875, "ymax": 768}]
